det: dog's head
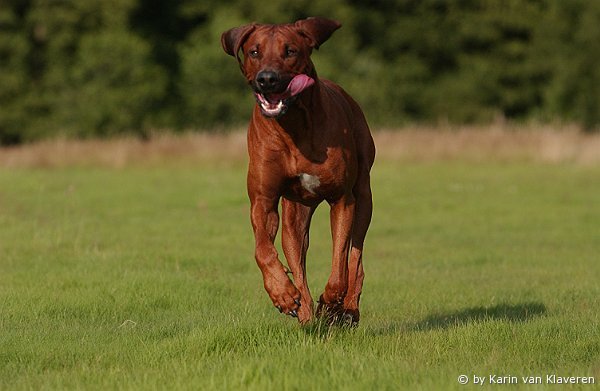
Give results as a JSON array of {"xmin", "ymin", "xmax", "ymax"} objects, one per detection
[{"xmin": 221, "ymin": 17, "xmax": 341, "ymax": 118}]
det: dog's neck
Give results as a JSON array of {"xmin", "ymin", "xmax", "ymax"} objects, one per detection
[
  {"xmin": 249, "ymin": 78, "xmax": 327, "ymax": 162},
  {"xmin": 276, "ymin": 78, "xmax": 324, "ymax": 131}
]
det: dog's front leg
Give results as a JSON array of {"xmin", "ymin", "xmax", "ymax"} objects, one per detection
[
  {"xmin": 250, "ymin": 194, "xmax": 302, "ymax": 317},
  {"xmin": 281, "ymin": 199, "xmax": 317, "ymax": 324}
]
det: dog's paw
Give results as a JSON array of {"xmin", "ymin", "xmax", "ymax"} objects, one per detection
[
  {"xmin": 341, "ymin": 308, "xmax": 359, "ymax": 326},
  {"xmin": 316, "ymin": 295, "xmax": 344, "ymax": 318},
  {"xmin": 316, "ymin": 296, "xmax": 359, "ymax": 326},
  {"xmin": 266, "ymin": 279, "xmax": 302, "ymax": 318}
]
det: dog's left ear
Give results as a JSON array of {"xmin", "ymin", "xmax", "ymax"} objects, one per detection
[{"xmin": 294, "ymin": 17, "xmax": 341, "ymax": 49}]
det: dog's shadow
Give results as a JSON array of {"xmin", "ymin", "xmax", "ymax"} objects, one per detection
[
  {"xmin": 364, "ymin": 302, "xmax": 547, "ymax": 336},
  {"xmin": 301, "ymin": 302, "xmax": 547, "ymax": 338},
  {"xmin": 410, "ymin": 302, "xmax": 547, "ymax": 331}
]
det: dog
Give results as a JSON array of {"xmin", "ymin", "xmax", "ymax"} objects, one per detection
[{"xmin": 221, "ymin": 17, "xmax": 375, "ymax": 325}]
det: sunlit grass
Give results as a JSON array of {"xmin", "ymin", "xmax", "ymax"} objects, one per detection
[{"xmin": 1, "ymin": 132, "xmax": 599, "ymax": 389}]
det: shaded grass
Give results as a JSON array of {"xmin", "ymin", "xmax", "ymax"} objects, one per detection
[{"xmin": 1, "ymin": 146, "xmax": 599, "ymax": 389}]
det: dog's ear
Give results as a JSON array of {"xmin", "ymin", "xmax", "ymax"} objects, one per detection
[
  {"xmin": 294, "ymin": 17, "xmax": 341, "ymax": 49},
  {"xmin": 221, "ymin": 24, "xmax": 257, "ymax": 60}
]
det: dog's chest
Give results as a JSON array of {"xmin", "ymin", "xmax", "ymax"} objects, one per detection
[
  {"xmin": 282, "ymin": 148, "xmax": 350, "ymax": 204},
  {"xmin": 298, "ymin": 173, "xmax": 321, "ymax": 194}
]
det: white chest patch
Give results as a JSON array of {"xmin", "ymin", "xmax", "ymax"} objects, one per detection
[{"xmin": 298, "ymin": 173, "xmax": 320, "ymax": 195}]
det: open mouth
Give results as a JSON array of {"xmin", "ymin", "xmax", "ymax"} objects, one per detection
[{"xmin": 254, "ymin": 74, "xmax": 315, "ymax": 117}]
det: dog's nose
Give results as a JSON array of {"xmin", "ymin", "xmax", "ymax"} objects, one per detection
[{"xmin": 256, "ymin": 70, "xmax": 280, "ymax": 91}]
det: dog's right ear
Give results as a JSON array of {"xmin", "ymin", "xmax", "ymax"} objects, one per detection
[{"xmin": 221, "ymin": 24, "xmax": 257, "ymax": 62}]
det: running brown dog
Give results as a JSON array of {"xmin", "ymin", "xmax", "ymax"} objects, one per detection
[{"xmin": 221, "ymin": 17, "xmax": 375, "ymax": 325}]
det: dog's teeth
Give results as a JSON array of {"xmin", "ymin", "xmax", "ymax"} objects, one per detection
[{"xmin": 260, "ymin": 100, "xmax": 284, "ymax": 116}]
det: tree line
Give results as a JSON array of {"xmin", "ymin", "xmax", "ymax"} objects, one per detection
[{"xmin": 1, "ymin": 0, "xmax": 599, "ymax": 144}]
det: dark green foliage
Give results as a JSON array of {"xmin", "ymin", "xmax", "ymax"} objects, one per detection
[
  {"xmin": 0, "ymin": 0, "xmax": 598, "ymax": 144},
  {"xmin": 0, "ymin": 3, "xmax": 31, "ymax": 144},
  {"xmin": 60, "ymin": 29, "xmax": 167, "ymax": 137},
  {"xmin": 537, "ymin": 0, "xmax": 600, "ymax": 130}
]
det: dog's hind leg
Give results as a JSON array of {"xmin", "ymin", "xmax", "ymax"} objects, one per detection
[
  {"xmin": 343, "ymin": 170, "xmax": 373, "ymax": 325},
  {"xmin": 281, "ymin": 199, "xmax": 316, "ymax": 324}
]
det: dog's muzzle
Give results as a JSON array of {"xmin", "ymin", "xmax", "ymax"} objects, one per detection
[{"xmin": 253, "ymin": 74, "xmax": 315, "ymax": 117}]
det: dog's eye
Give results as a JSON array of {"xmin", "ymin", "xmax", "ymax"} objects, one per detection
[
  {"xmin": 285, "ymin": 48, "xmax": 297, "ymax": 57},
  {"xmin": 248, "ymin": 49, "xmax": 259, "ymax": 58}
]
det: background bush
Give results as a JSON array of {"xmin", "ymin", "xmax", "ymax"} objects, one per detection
[{"xmin": 0, "ymin": 0, "xmax": 599, "ymax": 144}]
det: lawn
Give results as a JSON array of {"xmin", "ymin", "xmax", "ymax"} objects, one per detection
[{"xmin": 1, "ymin": 132, "xmax": 599, "ymax": 389}]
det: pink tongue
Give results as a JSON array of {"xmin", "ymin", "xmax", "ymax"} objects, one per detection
[
  {"xmin": 286, "ymin": 74, "xmax": 314, "ymax": 96},
  {"xmin": 268, "ymin": 74, "xmax": 315, "ymax": 102}
]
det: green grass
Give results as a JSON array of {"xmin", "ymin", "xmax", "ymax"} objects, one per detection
[{"xmin": 1, "ymin": 158, "xmax": 599, "ymax": 390}]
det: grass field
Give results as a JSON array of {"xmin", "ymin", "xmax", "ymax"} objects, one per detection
[{"xmin": 1, "ymin": 129, "xmax": 599, "ymax": 389}]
